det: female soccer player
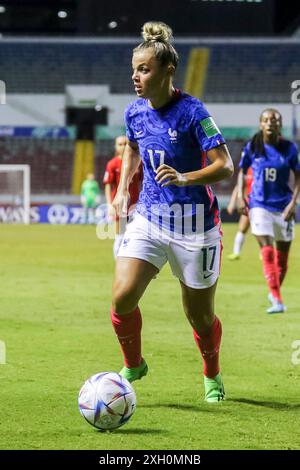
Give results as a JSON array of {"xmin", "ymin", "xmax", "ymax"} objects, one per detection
[
  {"xmin": 227, "ymin": 167, "xmax": 253, "ymax": 260},
  {"xmin": 103, "ymin": 135, "xmax": 143, "ymax": 258},
  {"xmin": 110, "ymin": 22, "xmax": 234, "ymax": 402},
  {"xmin": 80, "ymin": 173, "xmax": 100, "ymax": 224},
  {"xmin": 237, "ymin": 109, "xmax": 300, "ymax": 313}
]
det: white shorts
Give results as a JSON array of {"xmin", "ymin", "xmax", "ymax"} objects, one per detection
[
  {"xmin": 117, "ymin": 213, "xmax": 223, "ymax": 289},
  {"xmin": 250, "ymin": 207, "xmax": 294, "ymax": 242}
]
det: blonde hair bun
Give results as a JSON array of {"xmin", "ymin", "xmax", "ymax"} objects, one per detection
[{"xmin": 142, "ymin": 22, "xmax": 173, "ymax": 43}]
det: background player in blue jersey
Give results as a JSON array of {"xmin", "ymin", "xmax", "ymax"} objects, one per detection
[
  {"xmin": 109, "ymin": 22, "xmax": 233, "ymax": 402},
  {"xmin": 237, "ymin": 109, "xmax": 300, "ymax": 313}
]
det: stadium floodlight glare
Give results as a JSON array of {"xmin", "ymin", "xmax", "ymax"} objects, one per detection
[
  {"xmin": 0, "ymin": 165, "xmax": 30, "ymax": 224},
  {"xmin": 0, "ymin": 6, "xmax": 6, "ymax": 14},
  {"xmin": 58, "ymin": 10, "xmax": 67, "ymax": 19},
  {"xmin": 108, "ymin": 21, "xmax": 118, "ymax": 29}
]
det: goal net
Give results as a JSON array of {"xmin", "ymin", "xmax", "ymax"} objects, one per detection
[{"xmin": 0, "ymin": 165, "xmax": 31, "ymax": 224}]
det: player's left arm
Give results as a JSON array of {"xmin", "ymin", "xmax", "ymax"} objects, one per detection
[
  {"xmin": 80, "ymin": 181, "xmax": 86, "ymax": 195},
  {"xmin": 155, "ymin": 144, "xmax": 234, "ymax": 187},
  {"xmin": 283, "ymin": 170, "xmax": 300, "ymax": 221},
  {"xmin": 227, "ymin": 184, "xmax": 238, "ymax": 215},
  {"xmin": 80, "ymin": 181, "xmax": 86, "ymax": 204}
]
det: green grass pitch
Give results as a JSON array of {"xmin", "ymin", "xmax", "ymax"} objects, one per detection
[{"xmin": 0, "ymin": 223, "xmax": 299, "ymax": 450}]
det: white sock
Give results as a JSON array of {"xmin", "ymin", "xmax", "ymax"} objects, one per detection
[
  {"xmin": 113, "ymin": 235, "xmax": 124, "ymax": 259},
  {"xmin": 233, "ymin": 231, "xmax": 245, "ymax": 255}
]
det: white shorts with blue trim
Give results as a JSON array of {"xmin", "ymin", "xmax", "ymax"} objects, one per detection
[
  {"xmin": 117, "ymin": 213, "xmax": 223, "ymax": 289},
  {"xmin": 250, "ymin": 207, "xmax": 294, "ymax": 242}
]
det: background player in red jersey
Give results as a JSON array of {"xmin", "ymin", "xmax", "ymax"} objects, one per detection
[
  {"xmin": 103, "ymin": 135, "xmax": 143, "ymax": 258},
  {"xmin": 227, "ymin": 167, "xmax": 253, "ymax": 260}
]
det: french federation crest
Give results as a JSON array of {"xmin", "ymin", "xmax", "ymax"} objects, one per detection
[{"xmin": 168, "ymin": 128, "xmax": 177, "ymax": 143}]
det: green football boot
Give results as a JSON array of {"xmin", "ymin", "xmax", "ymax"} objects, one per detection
[
  {"xmin": 204, "ymin": 373, "xmax": 225, "ymax": 403},
  {"xmin": 227, "ymin": 253, "xmax": 240, "ymax": 261},
  {"xmin": 119, "ymin": 358, "xmax": 148, "ymax": 383}
]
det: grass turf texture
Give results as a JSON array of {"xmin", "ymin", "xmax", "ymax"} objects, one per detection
[{"xmin": 0, "ymin": 224, "xmax": 299, "ymax": 450}]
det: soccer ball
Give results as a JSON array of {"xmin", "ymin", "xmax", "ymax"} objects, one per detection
[{"xmin": 78, "ymin": 372, "xmax": 136, "ymax": 431}]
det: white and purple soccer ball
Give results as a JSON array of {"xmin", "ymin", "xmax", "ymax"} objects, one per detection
[{"xmin": 78, "ymin": 372, "xmax": 136, "ymax": 431}]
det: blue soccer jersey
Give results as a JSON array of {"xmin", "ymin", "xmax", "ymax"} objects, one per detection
[
  {"xmin": 239, "ymin": 138, "xmax": 300, "ymax": 212},
  {"xmin": 125, "ymin": 90, "xmax": 225, "ymax": 233}
]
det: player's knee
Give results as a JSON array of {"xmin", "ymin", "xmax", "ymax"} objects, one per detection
[
  {"xmin": 201, "ymin": 313, "xmax": 215, "ymax": 332},
  {"xmin": 112, "ymin": 285, "xmax": 138, "ymax": 314},
  {"xmin": 187, "ymin": 309, "xmax": 215, "ymax": 334}
]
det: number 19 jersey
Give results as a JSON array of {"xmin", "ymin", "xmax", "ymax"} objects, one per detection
[
  {"xmin": 239, "ymin": 139, "xmax": 300, "ymax": 212},
  {"xmin": 125, "ymin": 90, "xmax": 226, "ymax": 234}
]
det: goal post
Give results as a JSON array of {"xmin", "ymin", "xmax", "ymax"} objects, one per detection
[{"xmin": 0, "ymin": 165, "xmax": 31, "ymax": 224}]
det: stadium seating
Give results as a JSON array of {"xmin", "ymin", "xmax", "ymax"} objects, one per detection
[
  {"xmin": 204, "ymin": 43, "xmax": 298, "ymax": 102},
  {"xmin": 94, "ymin": 140, "xmax": 115, "ymax": 190},
  {"xmin": 4, "ymin": 133, "xmax": 298, "ymax": 196},
  {"xmin": 0, "ymin": 137, "xmax": 74, "ymax": 193},
  {"xmin": 1, "ymin": 39, "xmax": 298, "ymax": 196},
  {"xmin": 1, "ymin": 40, "xmax": 299, "ymax": 101},
  {"xmin": 0, "ymin": 136, "xmax": 244, "ymax": 194}
]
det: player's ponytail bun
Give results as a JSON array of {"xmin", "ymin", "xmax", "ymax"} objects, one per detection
[
  {"xmin": 142, "ymin": 22, "xmax": 173, "ymax": 44},
  {"xmin": 134, "ymin": 21, "xmax": 179, "ymax": 70}
]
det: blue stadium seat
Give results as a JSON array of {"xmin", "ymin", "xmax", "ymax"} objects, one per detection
[{"xmin": 0, "ymin": 41, "xmax": 298, "ymax": 101}]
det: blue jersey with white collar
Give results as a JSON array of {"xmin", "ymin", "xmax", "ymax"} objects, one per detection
[
  {"xmin": 239, "ymin": 138, "xmax": 300, "ymax": 212},
  {"xmin": 125, "ymin": 90, "xmax": 226, "ymax": 233}
]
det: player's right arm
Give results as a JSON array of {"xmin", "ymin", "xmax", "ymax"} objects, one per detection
[
  {"xmin": 283, "ymin": 143, "xmax": 300, "ymax": 221},
  {"xmin": 103, "ymin": 162, "xmax": 116, "ymax": 220},
  {"xmin": 105, "ymin": 184, "xmax": 112, "ymax": 205},
  {"xmin": 80, "ymin": 181, "xmax": 86, "ymax": 204},
  {"xmin": 112, "ymin": 140, "xmax": 141, "ymax": 217},
  {"xmin": 236, "ymin": 170, "xmax": 248, "ymax": 215},
  {"xmin": 237, "ymin": 144, "xmax": 251, "ymax": 215},
  {"xmin": 105, "ymin": 184, "xmax": 116, "ymax": 220}
]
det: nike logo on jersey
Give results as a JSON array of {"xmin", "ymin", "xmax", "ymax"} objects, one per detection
[
  {"xmin": 203, "ymin": 272, "xmax": 214, "ymax": 279},
  {"xmin": 135, "ymin": 130, "xmax": 143, "ymax": 137}
]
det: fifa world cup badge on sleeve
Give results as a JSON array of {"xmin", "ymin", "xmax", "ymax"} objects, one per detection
[{"xmin": 200, "ymin": 117, "xmax": 220, "ymax": 138}]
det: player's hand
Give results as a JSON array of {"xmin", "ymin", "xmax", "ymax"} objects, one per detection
[
  {"xmin": 155, "ymin": 164, "xmax": 188, "ymax": 187},
  {"xmin": 112, "ymin": 191, "xmax": 130, "ymax": 217},
  {"xmin": 227, "ymin": 203, "xmax": 235, "ymax": 215},
  {"xmin": 237, "ymin": 197, "xmax": 248, "ymax": 216},
  {"xmin": 107, "ymin": 204, "xmax": 116, "ymax": 223},
  {"xmin": 283, "ymin": 200, "xmax": 296, "ymax": 221}
]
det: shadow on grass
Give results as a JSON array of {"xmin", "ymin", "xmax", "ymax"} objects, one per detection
[
  {"xmin": 107, "ymin": 428, "xmax": 167, "ymax": 435},
  {"xmin": 139, "ymin": 403, "xmax": 224, "ymax": 412},
  {"xmin": 229, "ymin": 398, "xmax": 300, "ymax": 410}
]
